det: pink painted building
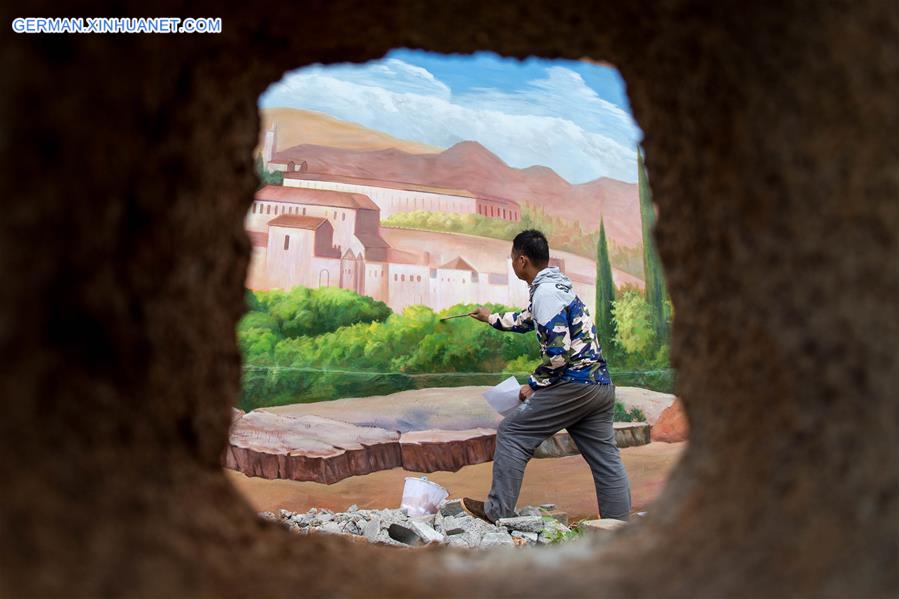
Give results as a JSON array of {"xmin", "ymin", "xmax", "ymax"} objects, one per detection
[
  {"xmin": 245, "ymin": 182, "xmax": 599, "ymax": 314},
  {"xmin": 282, "ymin": 172, "xmax": 521, "ymax": 222}
]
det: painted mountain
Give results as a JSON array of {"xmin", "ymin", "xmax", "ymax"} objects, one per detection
[
  {"xmin": 260, "ymin": 109, "xmax": 643, "ymax": 249},
  {"xmin": 260, "ymin": 107, "xmax": 440, "ymax": 155}
]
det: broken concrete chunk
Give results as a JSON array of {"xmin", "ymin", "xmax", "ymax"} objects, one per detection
[
  {"xmin": 319, "ymin": 522, "xmax": 343, "ymax": 535},
  {"xmin": 517, "ymin": 505, "xmax": 542, "ymax": 517},
  {"xmin": 511, "ymin": 530, "xmax": 539, "ymax": 544},
  {"xmin": 387, "ymin": 520, "xmax": 444, "ymax": 546},
  {"xmin": 410, "ymin": 520, "xmax": 445, "ymax": 544},
  {"xmin": 544, "ymin": 519, "xmax": 571, "ymax": 534},
  {"xmin": 439, "ymin": 499, "xmax": 464, "ymax": 517},
  {"xmin": 341, "ymin": 520, "xmax": 362, "ymax": 535},
  {"xmin": 479, "ymin": 532, "xmax": 515, "ymax": 549},
  {"xmin": 387, "ymin": 523, "xmax": 423, "ymax": 546},
  {"xmin": 447, "ymin": 535, "xmax": 472, "ymax": 549},
  {"xmin": 441, "ymin": 516, "xmax": 465, "ymax": 535},
  {"xmin": 538, "ymin": 519, "xmax": 573, "ymax": 544},
  {"xmin": 495, "ymin": 515, "xmax": 545, "ymax": 533},
  {"xmin": 363, "ymin": 517, "xmax": 381, "ymax": 541},
  {"xmin": 545, "ymin": 511, "xmax": 569, "ymax": 525},
  {"xmin": 413, "ymin": 513, "xmax": 436, "ymax": 527},
  {"xmin": 580, "ymin": 518, "xmax": 627, "ymax": 535},
  {"xmin": 462, "ymin": 517, "xmax": 497, "ymax": 548},
  {"xmin": 375, "ymin": 529, "xmax": 407, "ymax": 547}
]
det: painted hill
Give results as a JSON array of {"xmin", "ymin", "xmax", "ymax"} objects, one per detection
[
  {"xmin": 270, "ymin": 139, "xmax": 643, "ymax": 247},
  {"xmin": 258, "ymin": 108, "xmax": 440, "ymax": 155}
]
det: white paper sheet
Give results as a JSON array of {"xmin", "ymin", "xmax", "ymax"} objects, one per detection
[{"xmin": 482, "ymin": 375, "xmax": 522, "ymax": 416}]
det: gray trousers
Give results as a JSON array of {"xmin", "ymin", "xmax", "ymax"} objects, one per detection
[{"xmin": 485, "ymin": 382, "xmax": 632, "ymax": 522}]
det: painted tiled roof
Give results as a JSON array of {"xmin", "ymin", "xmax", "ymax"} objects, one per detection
[
  {"xmin": 355, "ymin": 232, "xmax": 390, "ymax": 249},
  {"xmin": 267, "ymin": 215, "xmax": 329, "ymax": 230},
  {"xmin": 255, "ymin": 185, "xmax": 379, "ymax": 211},
  {"xmin": 438, "ymin": 256, "xmax": 479, "ymax": 271}
]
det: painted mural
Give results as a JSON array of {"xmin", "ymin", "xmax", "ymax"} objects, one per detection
[{"xmin": 238, "ymin": 50, "xmax": 673, "ymax": 413}]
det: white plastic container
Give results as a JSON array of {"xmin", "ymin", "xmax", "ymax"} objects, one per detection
[{"xmin": 400, "ymin": 476, "xmax": 449, "ymax": 517}]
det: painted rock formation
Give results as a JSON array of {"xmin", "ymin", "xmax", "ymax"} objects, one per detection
[
  {"xmin": 614, "ymin": 388, "xmax": 677, "ymax": 425},
  {"xmin": 651, "ymin": 399, "xmax": 689, "ymax": 443},
  {"xmin": 226, "ymin": 387, "xmax": 660, "ymax": 482},
  {"xmin": 399, "ymin": 428, "xmax": 497, "ymax": 473},
  {"xmin": 224, "ymin": 412, "xmax": 402, "ymax": 484},
  {"xmin": 261, "ymin": 385, "xmax": 675, "ymax": 432},
  {"xmin": 534, "ymin": 423, "xmax": 652, "ymax": 458}
]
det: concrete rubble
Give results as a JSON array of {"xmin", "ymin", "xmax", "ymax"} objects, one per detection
[{"xmin": 260, "ymin": 498, "xmax": 603, "ymax": 549}]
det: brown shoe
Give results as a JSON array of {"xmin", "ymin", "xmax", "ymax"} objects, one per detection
[{"xmin": 461, "ymin": 497, "xmax": 493, "ymax": 523}]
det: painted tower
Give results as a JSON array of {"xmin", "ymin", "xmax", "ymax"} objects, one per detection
[{"xmin": 262, "ymin": 122, "xmax": 277, "ymax": 172}]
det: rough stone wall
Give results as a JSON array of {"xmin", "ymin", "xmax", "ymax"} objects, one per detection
[{"xmin": 1, "ymin": 1, "xmax": 896, "ymax": 597}]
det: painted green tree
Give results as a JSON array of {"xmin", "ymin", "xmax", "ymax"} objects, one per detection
[
  {"xmin": 638, "ymin": 147, "xmax": 668, "ymax": 343},
  {"xmin": 254, "ymin": 155, "xmax": 284, "ymax": 187},
  {"xmin": 595, "ymin": 219, "xmax": 616, "ymax": 346}
]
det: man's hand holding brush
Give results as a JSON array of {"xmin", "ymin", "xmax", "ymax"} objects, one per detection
[{"xmin": 468, "ymin": 306, "xmax": 492, "ymax": 323}]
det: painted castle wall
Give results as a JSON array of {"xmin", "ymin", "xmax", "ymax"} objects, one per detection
[{"xmin": 283, "ymin": 177, "xmax": 520, "ymax": 222}]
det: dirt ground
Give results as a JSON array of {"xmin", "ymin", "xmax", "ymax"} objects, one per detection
[{"xmin": 226, "ymin": 441, "xmax": 686, "ymax": 520}]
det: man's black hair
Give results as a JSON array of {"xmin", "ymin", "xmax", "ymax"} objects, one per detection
[{"xmin": 512, "ymin": 229, "xmax": 550, "ymax": 266}]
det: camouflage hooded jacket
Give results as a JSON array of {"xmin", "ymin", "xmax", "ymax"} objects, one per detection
[{"xmin": 489, "ymin": 266, "xmax": 611, "ymax": 390}]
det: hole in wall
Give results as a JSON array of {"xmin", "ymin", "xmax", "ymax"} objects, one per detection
[{"xmin": 224, "ymin": 49, "xmax": 686, "ymax": 545}]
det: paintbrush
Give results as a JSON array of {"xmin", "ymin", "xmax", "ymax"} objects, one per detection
[{"xmin": 439, "ymin": 313, "xmax": 473, "ymax": 322}]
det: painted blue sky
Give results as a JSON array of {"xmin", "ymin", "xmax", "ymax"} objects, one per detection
[{"xmin": 259, "ymin": 49, "xmax": 643, "ymax": 184}]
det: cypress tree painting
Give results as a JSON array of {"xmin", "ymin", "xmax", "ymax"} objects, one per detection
[
  {"xmin": 595, "ymin": 219, "xmax": 616, "ymax": 346},
  {"xmin": 638, "ymin": 147, "xmax": 668, "ymax": 343}
]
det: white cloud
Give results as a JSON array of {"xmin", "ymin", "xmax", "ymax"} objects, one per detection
[
  {"xmin": 461, "ymin": 67, "xmax": 640, "ymax": 148},
  {"xmin": 260, "ymin": 60, "xmax": 640, "ymax": 183}
]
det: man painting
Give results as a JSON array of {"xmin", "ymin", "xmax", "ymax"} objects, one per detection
[{"xmin": 465, "ymin": 230, "xmax": 631, "ymax": 522}]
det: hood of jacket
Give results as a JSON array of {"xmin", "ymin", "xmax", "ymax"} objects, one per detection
[{"xmin": 530, "ymin": 266, "xmax": 572, "ymax": 294}]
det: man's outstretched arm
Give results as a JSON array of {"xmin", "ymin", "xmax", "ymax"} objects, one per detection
[{"xmin": 469, "ymin": 306, "xmax": 535, "ymax": 333}]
